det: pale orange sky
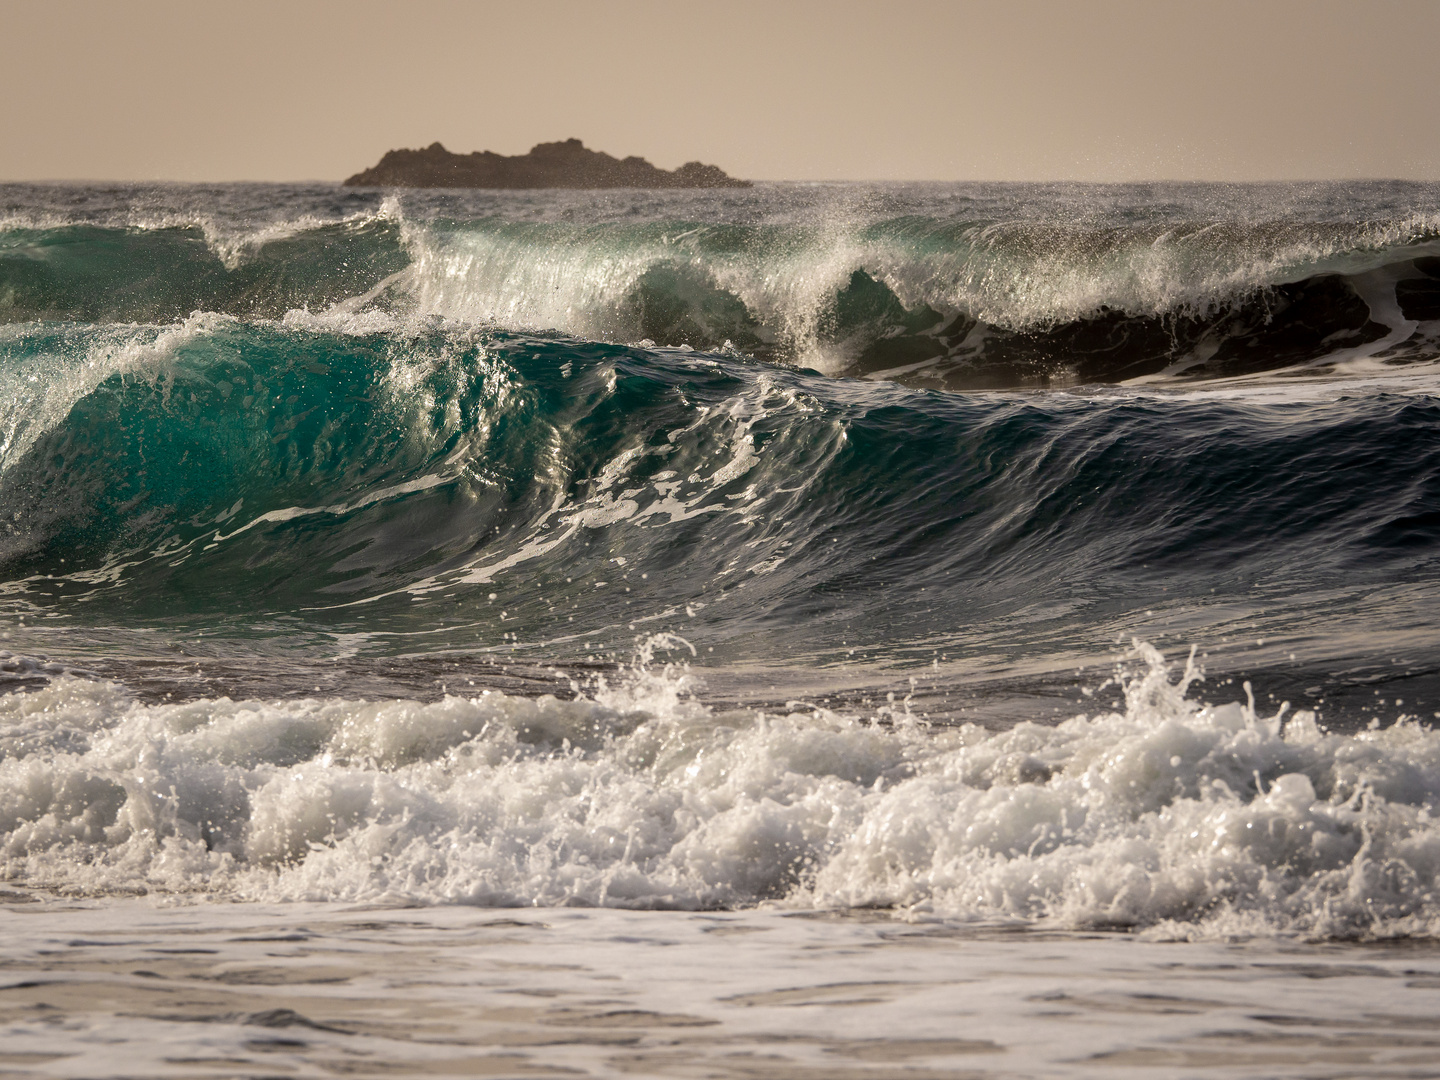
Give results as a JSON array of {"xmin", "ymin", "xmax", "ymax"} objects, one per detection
[{"xmin": 5, "ymin": 0, "xmax": 1439, "ymax": 183}]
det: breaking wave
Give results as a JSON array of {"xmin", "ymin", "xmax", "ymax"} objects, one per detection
[
  {"xmin": 0, "ymin": 315, "xmax": 1435, "ymax": 672},
  {"xmin": 6, "ymin": 182, "xmax": 1440, "ymax": 388}
]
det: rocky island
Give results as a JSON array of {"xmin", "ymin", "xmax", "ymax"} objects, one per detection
[{"xmin": 343, "ymin": 138, "xmax": 750, "ymax": 189}]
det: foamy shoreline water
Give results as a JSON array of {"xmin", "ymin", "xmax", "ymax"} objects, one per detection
[{"xmin": 2, "ymin": 645, "xmax": 1438, "ymax": 939}]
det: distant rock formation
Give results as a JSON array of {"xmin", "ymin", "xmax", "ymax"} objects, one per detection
[{"xmin": 343, "ymin": 139, "xmax": 750, "ymax": 189}]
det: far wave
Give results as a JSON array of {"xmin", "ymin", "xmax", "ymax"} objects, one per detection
[{"xmin": 5, "ymin": 181, "xmax": 1440, "ymax": 388}]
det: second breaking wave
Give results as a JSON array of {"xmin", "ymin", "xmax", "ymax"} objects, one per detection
[{"xmin": 6, "ymin": 182, "xmax": 1440, "ymax": 388}]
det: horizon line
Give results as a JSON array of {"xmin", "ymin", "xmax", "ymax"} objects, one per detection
[{"xmin": 5, "ymin": 175, "xmax": 1439, "ymax": 187}]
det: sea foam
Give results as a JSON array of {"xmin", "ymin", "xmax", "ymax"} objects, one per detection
[{"xmin": 2, "ymin": 642, "xmax": 1436, "ymax": 939}]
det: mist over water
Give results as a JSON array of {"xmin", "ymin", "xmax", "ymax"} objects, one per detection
[{"xmin": 0, "ymin": 181, "xmax": 1437, "ymax": 938}]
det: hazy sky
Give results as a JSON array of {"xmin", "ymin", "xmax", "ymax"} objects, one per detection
[{"xmin": 5, "ymin": 0, "xmax": 1439, "ymax": 183}]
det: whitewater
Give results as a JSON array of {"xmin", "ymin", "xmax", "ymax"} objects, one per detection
[{"xmin": 1, "ymin": 180, "xmax": 1439, "ymax": 1078}]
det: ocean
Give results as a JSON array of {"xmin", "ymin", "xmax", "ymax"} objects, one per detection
[{"xmin": 1, "ymin": 179, "xmax": 1438, "ymax": 1078}]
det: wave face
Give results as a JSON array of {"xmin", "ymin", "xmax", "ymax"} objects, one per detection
[
  {"xmin": 1, "ymin": 181, "xmax": 1438, "ymax": 935},
  {"xmin": 0, "ymin": 314, "xmax": 1436, "ymax": 677}
]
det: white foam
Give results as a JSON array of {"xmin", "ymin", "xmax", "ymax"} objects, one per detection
[
  {"xmin": 1, "ymin": 641, "xmax": 1437, "ymax": 938},
  {"xmin": 380, "ymin": 209, "xmax": 1440, "ymax": 374}
]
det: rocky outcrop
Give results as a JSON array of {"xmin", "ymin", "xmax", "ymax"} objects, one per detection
[{"xmin": 343, "ymin": 139, "xmax": 750, "ymax": 189}]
